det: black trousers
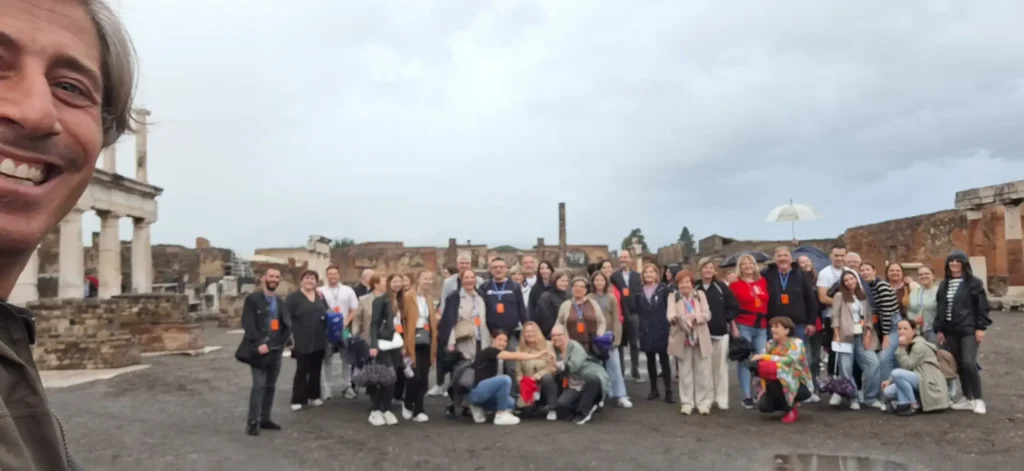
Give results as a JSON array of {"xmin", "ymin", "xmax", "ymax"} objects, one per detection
[
  {"xmin": 946, "ymin": 333, "xmax": 983, "ymax": 400},
  {"xmin": 645, "ymin": 351, "xmax": 672, "ymax": 393},
  {"xmin": 537, "ymin": 373, "xmax": 560, "ymax": 408},
  {"xmin": 405, "ymin": 344, "xmax": 432, "ymax": 414},
  {"xmin": 620, "ymin": 313, "xmax": 641, "ymax": 378},
  {"xmin": 372, "ymin": 350, "xmax": 400, "ymax": 412},
  {"xmin": 247, "ymin": 350, "xmax": 283, "ymax": 423},
  {"xmin": 291, "ymin": 350, "xmax": 325, "ymax": 405},
  {"xmin": 758, "ymin": 381, "xmax": 811, "ymax": 413},
  {"xmin": 555, "ymin": 377, "xmax": 602, "ymax": 416}
]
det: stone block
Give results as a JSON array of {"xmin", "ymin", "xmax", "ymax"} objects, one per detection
[
  {"xmin": 28, "ymin": 298, "xmax": 122, "ymax": 339},
  {"xmin": 126, "ymin": 323, "xmax": 204, "ymax": 353},
  {"xmin": 217, "ymin": 295, "xmax": 245, "ymax": 328},
  {"xmin": 110, "ymin": 293, "xmax": 189, "ymax": 325},
  {"xmin": 32, "ymin": 334, "xmax": 140, "ymax": 370}
]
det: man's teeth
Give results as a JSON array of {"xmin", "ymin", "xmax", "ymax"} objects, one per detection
[{"xmin": 0, "ymin": 158, "xmax": 46, "ymax": 184}]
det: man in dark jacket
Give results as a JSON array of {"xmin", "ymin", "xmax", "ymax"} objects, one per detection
[
  {"xmin": 610, "ymin": 251, "xmax": 644, "ymax": 382},
  {"xmin": 478, "ymin": 257, "xmax": 527, "ymax": 399},
  {"xmin": 762, "ymin": 246, "xmax": 820, "ymax": 342},
  {"xmin": 933, "ymin": 250, "xmax": 990, "ymax": 414},
  {"xmin": 240, "ymin": 268, "xmax": 292, "ymax": 436}
]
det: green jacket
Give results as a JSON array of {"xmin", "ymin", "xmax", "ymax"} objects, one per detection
[
  {"xmin": 558, "ymin": 340, "xmax": 610, "ymax": 396},
  {"xmin": 894, "ymin": 336, "xmax": 950, "ymax": 412}
]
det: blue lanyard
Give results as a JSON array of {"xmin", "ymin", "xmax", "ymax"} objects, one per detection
[
  {"xmin": 492, "ymin": 280, "xmax": 508, "ymax": 301},
  {"xmin": 779, "ymin": 271, "xmax": 790, "ymax": 291},
  {"xmin": 574, "ymin": 303, "xmax": 585, "ymax": 320}
]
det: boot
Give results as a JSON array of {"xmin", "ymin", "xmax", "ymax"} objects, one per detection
[
  {"xmin": 782, "ymin": 406, "xmax": 799, "ymax": 423},
  {"xmin": 647, "ymin": 384, "xmax": 660, "ymax": 400},
  {"xmin": 245, "ymin": 421, "xmax": 259, "ymax": 436},
  {"xmin": 663, "ymin": 375, "xmax": 675, "ymax": 404},
  {"xmin": 259, "ymin": 419, "xmax": 281, "ymax": 430}
]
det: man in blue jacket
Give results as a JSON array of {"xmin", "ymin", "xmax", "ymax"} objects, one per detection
[{"xmin": 478, "ymin": 257, "xmax": 528, "ymax": 399}]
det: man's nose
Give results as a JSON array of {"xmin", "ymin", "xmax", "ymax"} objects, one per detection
[{"xmin": 0, "ymin": 70, "xmax": 61, "ymax": 137}]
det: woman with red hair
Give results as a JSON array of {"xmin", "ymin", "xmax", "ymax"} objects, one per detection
[{"xmin": 667, "ymin": 270, "xmax": 714, "ymax": 415}]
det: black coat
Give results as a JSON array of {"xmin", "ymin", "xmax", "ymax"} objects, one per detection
[
  {"xmin": 369, "ymin": 295, "xmax": 398, "ymax": 350},
  {"xmin": 438, "ymin": 289, "xmax": 464, "ymax": 348},
  {"xmin": 761, "ymin": 262, "xmax": 819, "ymax": 327},
  {"xmin": 527, "ymin": 279, "xmax": 551, "ymax": 321},
  {"xmin": 636, "ymin": 284, "xmax": 669, "ymax": 353},
  {"xmin": 933, "ymin": 252, "xmax": 991, "ymax": 336},
  {"xmin": 534, "ymin": 288, "xmax": 568, "ymax": 338},
  {"xmin": 610, "ymin": 269, "xmax": 643, "ymax": 315},
  {"xmin": 240, "ymin": 291, "xmax": 291, "ymax": 350},
  {"xmin": 285, "ymin": 291, "xmax": 328, "ymax": 355},
  {"xmin": 696, "ymin": 279, "xmax": 740, "ymax": 337}
]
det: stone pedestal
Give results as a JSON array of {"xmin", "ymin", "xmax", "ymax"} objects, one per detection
[
  {"xmin": 131, "ymin": 219, "xmax": 153, "ymax": 293},
  {"xmin": 10, "ymin": 247, "xmax": 39, "ymax": 306},
  {"xmin": 218, "ymin": 295, "xmax": 245, "ymax": 328},
  {"xmin": 112, "ymin": 294, "xmax": 205, "ymax": 353},
  {"xmin": 58, "ymin": 209, "xmax": 85, "ymax": 298},
  {"xmin": 97, "ymin": 211, "xmax": 122, "ymax": 299}
]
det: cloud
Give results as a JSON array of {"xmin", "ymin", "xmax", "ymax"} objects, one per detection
[{"xmin": 92, "ymin": 0, "xmax": 1024, "ymax": 254}]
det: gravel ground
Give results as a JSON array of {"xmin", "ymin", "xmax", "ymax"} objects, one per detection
[{"xmin": 48, "ymin": 312, "xmax": 1024, "ymax": 471}]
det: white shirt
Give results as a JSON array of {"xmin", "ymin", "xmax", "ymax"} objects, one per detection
[
  {"xmin": 816, "ymin": 266, "xmax": 845, "ymax": 318},
  {"xmin": 318, "ymin": 283, "xmax": 359, "ymax": 315},
  {"xmin": 416, "ymin": 295, "xmax": 429, "ymax": 329},
  {"xmin": 622, "ymin": 271, "xmax": 631, "ymax": 285},
  {"xmin": 522, "ymin": 275, "xmax": 538, "ymax": 308}
]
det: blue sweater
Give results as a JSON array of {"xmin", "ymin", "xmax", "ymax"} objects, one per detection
[{"xmin": 478, "ymin": 279, "xmax": 528, "ymax": 333}]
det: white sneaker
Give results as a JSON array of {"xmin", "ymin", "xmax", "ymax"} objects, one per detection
[
  {"xmin": 383, "ymin": 411, "xmax": 399, "ymax": 425},
  {"xmin": 680, "ymin": 405, "xmax": 693, "ymax": 416},
  {"xmin": 829, "ymin": 395, "xmax": 843, "ymax": 406},
  {"xmin": 849, "ymin": 401, "xmax": 861, "ymax": 411},
  {"xmin": 310, "ymin": 399, "xmax": 324, "ymax": 407},
  {"xmin": 413, "ymin": 413, "xmax": 429, "ymax": 423},
  {"xmin": 546, "ymin": 410, "xmax": 558, "ymax": 421},
  {"xmin": 598, "ymin": 400, "xmax": 605, "ymax": 409},
  {"xmin": 368, "ymin": 411, "xmax": 385, "ymax": 426},
  {"xmin": 951, "ymin": 398, "xmax": 976, "ymax": 411},
  {"xmin": 322, "ymin": 394, "xmax": 333, "ymax": 401},
  {"xmin": 494, "ymin": 411, "xmax": 520, "ymax": 425},
  {"xmin": 427, "ymin": 385, "xmax": 444, "ymax": 397},
  {"xmin": 806, "ymin": 394, "xmax": 820, "ymax": 404},
  {"xmin": 402, "ymin": 405, "xmax": 413, "ymax": 420},
  {"xmin": 343, "ymin": 388, "xmax": 357, "ymax": 399},
  {"xmin": 290, "ymin": 404, "xmax": 302, "ymax": 411},
  {"xmin": 715, "ymin": 402, "xmax": 728, "ymax": 411},
  {"xmin": 618, "ymin": 397, "xmax": 634, "ymax": 409},
  {"xmin": 865, "ymin": 400, "xmax": 885, "ymax": 410},
  {"xmin": 973, "ymin": 399, "xmax": 987, "ymax": 415},
  {"xmin": 469, "ymin": 405, "xmax": 487, "ymax": 423}
]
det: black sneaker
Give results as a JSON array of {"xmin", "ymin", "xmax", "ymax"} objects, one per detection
[
  {"xmin": 633, "ymin": 373, "xmax": 645, "ymax": 384},
  {"xmin": 246, "ymin": 421, "xmax": 259, "ymax": 436},
  {"xmin": 742, "ymin": 397, "xmax": 756, "ymax": 409},
  {"xmin": 574, "ymin": 405, "xmax": 598, "ymax": 425},
  {"xmin": 647, "ymin": 390, "xmax": 660, "ymax": 400},
  {"xmin": 445, "ymin": 406, "xmax": 457, "ymax": 420},
  {"xmin": 893, "ymin": 404, "xmax": 916, "ymax": 417},
  {"xmin": 259, "ymin": 419, "xmax": 282, "ymax": 431}
]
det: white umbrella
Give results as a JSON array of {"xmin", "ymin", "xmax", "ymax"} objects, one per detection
[{"xmin": 765, "ymin": 199, "xmax": 820, "ymax": 241}]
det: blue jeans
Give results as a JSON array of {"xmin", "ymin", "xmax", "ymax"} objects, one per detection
[
  {"xmin": 605, "ymin": 349, "xmax": 628, "ymax": 399},
  {"xmin": 736, "ymin": 324, "xmax": 768, "ymax": 399},
  {"xmin": 883, "ymin": 368, "xmax": 918, "ymax": 405},
  {"xmin": 877, "ymin": 314, "xmax": 902, "ymax": 382},
  {"xmin": 468, "ymin": 375, "xmax": 513, "ymax": 412},
  {"xmin": 793, "ymin": 324, "xmax": 807, "ymax": 343},
  {"xmin": 836, "ymin": 334, "xmax": 881, "ymax": 402}
]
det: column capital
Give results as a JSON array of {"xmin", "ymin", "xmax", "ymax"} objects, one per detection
[
  {"xmin": 132, "ymin": 216, "xmax": 157, "ymax": 225},
  {"xmin": 95, "ymin": 209, "xmax": 123, "ymax": 220},
  {"xmin": 966, "ymin": 209, "xmax": 983, "ymax": 221}
]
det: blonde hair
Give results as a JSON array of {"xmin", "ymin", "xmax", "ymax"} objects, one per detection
[
  {"xmin": 736, "ymin": 254, "xmax": 761, "ymax": 281},
  {"xmin": 641, "ymin": 262, "xmax": 659, "ymax": 282},
  {"xmin": 519, "ymin": 321, "xmax": 549, "ymax": 351}
]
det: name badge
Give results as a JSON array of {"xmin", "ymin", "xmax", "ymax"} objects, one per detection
[
  {"xmin": 780, "ymin": 294, "xmax": 790, "ymax": 305},
  {"xmin": 473, "ymin": 317, "xmax": 482, "ymax": 327},
  {"xmin": 622, "ymin": 288, "xmax": 630, "ymax": 297},
  {"xmin": 496, "ymin": 303, "xmax": 505, "ymax": 314},
  {"xmin": 270, "ymin": 319, "xmax": 280, "ymax": 331},
  {"xmin": 576, "ymin": 322, "xmax": 586, "ymax": 334},
  {"xmin": 754, "ymin": 298, "xmax": 762, "ymax": 308},
  {"xmin": 333, "ymin": 306, "xmax": 341, "ymax": 313}
]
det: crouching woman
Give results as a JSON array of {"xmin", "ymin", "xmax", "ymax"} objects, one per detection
[
  {"xmin": 881, "ymin": 319, "xmax": 950, "ymax": 416},
  {"xmin": 750, "ymin": 316, "xmax": 813, "ymax": 423},
  {"xmin": 466, "ymin": 330, "xmax": 551, "ymax": 425}
]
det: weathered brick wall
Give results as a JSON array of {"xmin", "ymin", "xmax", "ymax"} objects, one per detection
[
  {"xmin": 30, "ymin": 298, "xmax": 122, "ymax": 339},
  {"xmin": 27, "ymin": 298, "xmax": 141, "ymax": 370},
  {"xmin": 111, "ymin": 294, "xmax": 190, "ymax": 325},
  {"xmin": 844, "ymin": 209, "xmax": 967, "ymax": 280}
]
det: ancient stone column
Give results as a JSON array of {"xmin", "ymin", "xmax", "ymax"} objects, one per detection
[
  {"xmin": 965, "ymin": 209, "xmax": 988, "ymax": 293},
  {"xmin": 134, "ymin": 108, "xmax": 150, "ymax": 183},
  {"xmin": 58, "ymin": 209, "xmax": 85, "ymax": 298},
  {"xmin": 97, "ymin": 211, "xmax": 122, "ymax": 299},
  {"xmin": 1004, "ymin": 201, "xmax": 1024, "ymax": 293},
  {"xmin": 558, "ymin": 202, "xmax": 567, "ymax": 267},
  {"xmin": 10, "ymin": 246, "xmax": 39, "ymax": 305},
  {"xmin": 131, "ymin": 218, "xmax": 153, "ymax": 293},
  {"xmin": 102, "ymin": 146, "xmax": 116, "ymax": 173}
]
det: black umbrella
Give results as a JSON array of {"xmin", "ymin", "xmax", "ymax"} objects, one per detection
[{"xmin": 719, "ymin": 250, "xmax": 771, "ymax": 268}]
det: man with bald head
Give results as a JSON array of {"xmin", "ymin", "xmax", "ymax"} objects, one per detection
[{"xmin": 353, "ymin": 268, "xmax": 375, "ymax": 297}]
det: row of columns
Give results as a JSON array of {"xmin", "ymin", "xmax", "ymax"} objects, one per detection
[
  {"xmin": 101, "ymin": 108, "xmax": 149, "ymax": 183},
  {"xmin": 58, "ymin": 209, "xmax": 154, "ymax": 299}
]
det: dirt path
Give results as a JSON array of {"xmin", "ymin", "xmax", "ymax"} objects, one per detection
[{"xmin": 47, "ymin": 313, "xmax": 1024, "ymax": 471}]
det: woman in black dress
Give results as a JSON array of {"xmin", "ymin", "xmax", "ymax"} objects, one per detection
[{"xmin": 285, "ymin": 270, "xmax": 329, "ymax": 411}]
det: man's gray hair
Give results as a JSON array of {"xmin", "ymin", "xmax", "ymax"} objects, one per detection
[
  {"xmin": 550, "ymin": 324, "xmax": 567, "ymax": 336},
  {"xmin": 85, "ymin": 0, "xmax": 139, "ymax": 147},
  {"xmin": 847, "ymin": 252, "xmax": 861, "ymax": 259}
]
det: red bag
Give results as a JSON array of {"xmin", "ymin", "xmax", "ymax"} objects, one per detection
[
  {"xmin": 756, "ymin": 360, "xmax": 778, "ymax": 381},
  {"xmin": 519, "ymin": 376, "xmax": 538, "ymax": 406}
]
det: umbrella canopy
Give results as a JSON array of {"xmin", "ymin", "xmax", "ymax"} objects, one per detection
[
  {"xmin": 720, "ymin": 250, "xmax": 772, "ymax": 268},
  {"xmin": 792, "ymin": 245, "xmax": 830, "ymax": 273},
  {"xmin": 765, "ymin": 199, "xmax": 821, "ymax": 240}
]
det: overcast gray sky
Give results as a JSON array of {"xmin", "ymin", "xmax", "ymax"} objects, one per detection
[{"xmin": 92, "ymin": 0, "xmax": 1024, "ymax": 255}]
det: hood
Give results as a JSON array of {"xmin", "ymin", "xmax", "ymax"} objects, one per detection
[
  {"xmin": 943, "ymin": 250, "xmax": 973, "ymax": 280},
  {"xmin": 912, "ymin": 334, "xmax": 938, "ymax": 353}
]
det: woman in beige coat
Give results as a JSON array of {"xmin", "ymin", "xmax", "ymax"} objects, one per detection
[
  {"xmin": 882, "ymin": 318, "xmax": 950, "ymax": 415},
  {"xmin": 348, "ymin": 274, "xmax": 385, "ymax": 342},
  {"xmin": 666, "ymin": 270, "xmax": 713, "ymax": 415}
]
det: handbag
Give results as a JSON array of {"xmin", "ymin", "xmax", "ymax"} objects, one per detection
[
  {"xmin": 414, "ymin": 328, "xmax": 431, "ymax": 346},
  {"xmin": 379, "ymin": 332, "xmax": 404, "ymax": 351},
  {"xmin": 453, "ymin": 318, "xmax": 476, "ymax": 341}
]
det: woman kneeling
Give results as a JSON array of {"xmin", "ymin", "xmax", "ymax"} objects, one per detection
[
  {"xmin": 881, "ymin": 319, "xmax": 950, "ymax": 416},
  {"xmin": 751, "ymin": 316, "xmax": 813, "ymax": 423}
]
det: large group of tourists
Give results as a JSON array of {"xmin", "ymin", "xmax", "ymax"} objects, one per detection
[{"xmin": 235, "ymin": 245, "xmax": 991, "ymax": 434}]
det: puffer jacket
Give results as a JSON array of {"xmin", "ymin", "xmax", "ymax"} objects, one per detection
[{"xmin": 933, "ymin": 251, "xmax": 991, "ymax": 336}]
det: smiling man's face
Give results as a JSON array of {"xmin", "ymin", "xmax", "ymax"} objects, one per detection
[{"xmin": 0, "ymin": 0, "xmax": 103, "ymax": 254}]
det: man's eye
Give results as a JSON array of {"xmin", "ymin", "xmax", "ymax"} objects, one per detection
[{"xmin": 55, "ymin": 82, "xmax": 84, "ymax": 95}]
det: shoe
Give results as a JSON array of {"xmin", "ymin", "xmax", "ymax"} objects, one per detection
[
  {"xmin": 427, "ymin": 385, "xmax": 444, "ymax": 397},
  {"xmin": 547, "ymin": 410, "xmax": 558, "ymax": 421},
  {"xmin": 290, "ymin": 404, "xmax": 302, "ymax": 412},
  {"xmin": 469, "ymin": 405, "xmax": 487, "ymax": 423},
  {"xmin": 343, "ymin": 388, "xmax": 357, "ymax": 399},
  {"xmin": 781, "ymin": 408, "xmax": 798, "ymax": 423},
  {"xmin": 828, "ymin": 394, "xmax": 843, "ymax": 406},
  {"xmin": 698, "ymin": 408, "xmax": 710, "ymax": 416},
  {"xmin": 715, "ymin": 402, "xmax": 728, "ymax": 411},
  {"xmin": 322, "ymin": 394, "xmax": 333, "ymax": 401},
  {"xmin": 462, "ymin": 407, "xmax": 472, "ymax": 418},
  {"xmin": 494, "ymin": 411, "xmax": 520, "ymax": 425},
  {"xmin": 864, "ymin": 400, "xmax": 884, "ymax": 410},
  {"xmin": 310, "ymin": 399, "xmax": 324, "ymax": 407},
  {"xmin": 680, "ymin": 405, "xmax": 693, "ymax": 416},
  {"xmin": 245, "ymin": 421, "xmax": 259, "ymax": 436},
  {"xmin": 402, "ymin": 405, "xmax": 414, "ymax": 420},
  {"xmin": 633, "ymin": 374, "xmax": 646, "ymax": 384},
  {"xmin": 413, "ymin": 413, "xmax": 429, "ymax": 423},
  {"xmin": 574, "ymin": 405, "xmax": 598, "ymax": 425},
  {"xmin": 258, "ymin": 419, "xmax": 281, "ymax": 431},
  {"xmin": 664, "ymin": 392, "xmax": 676, "ymax": 404},
  {"xmin": 742, "ymin": 397, "xmax": 756, "ymax": 409},
  {"xmin": 893, "ymin": 404, "xmax": 916, "ymax": 417},
  {"xmin": 445, "ymin": 406, "xmax": 457, "ymax": 419},
  {"xmin": 806, "ymin": 394, "xmax": 820, "ymax": 404},
  {"xmin": 382, "ymin": 411, "xmax": 399, "ymax": 425},
  {"xmin": 951, "ymin": 398, "xmax": 976, "ymax": 411},
  {"xmin": 973, "ymin": 399, "xmax": 987, "ymax": 415},
  {"xmin": 647, "ymin": 390, "xmax": 660, "ymax": 400},
  {"xmin": 368, "ymin": 411, "xmax": 386, "ymax": 427},
  {"xmin": 617, "ymin": 397, "xmax": 634, "ymax": 409},
  {"xmin": 598, "ymin": 399, "xmax": 605, "ymax": 409},
  {"xmin": 443, "ymin": 390, "xmax": 449, "ymax": 398},
  {"xmin": 849, "ymin": 401, "xmax": 861, "ymax": 411}
]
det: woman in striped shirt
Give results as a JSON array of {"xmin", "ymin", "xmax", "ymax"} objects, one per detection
[{"xmin": 858, "ymin": 262, "xmax": 899, "ymax": 410}]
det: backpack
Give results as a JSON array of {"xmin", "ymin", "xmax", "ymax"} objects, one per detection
[
  {"xmin": 326, "ymin": 311, "xmax": 345, "ymax": 347},
  {"xmin": 935, "ymin": 348, "xmax": 958, "ymax": 380}
]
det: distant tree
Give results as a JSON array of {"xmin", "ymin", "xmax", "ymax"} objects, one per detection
[
  {"xmin": 492, "ymin": 245, "xmax": 519, "ymax": 252},
  {"xmin": 332, "ymin": 237, "xmax": 356, "ymax": 249},
  {"xmin": 620, "ymin": 228, "xmax": 650, "ymax": 254},
  {"xmin": 677, "ymin": 226, "xmax": 696, "ymax": 254}
]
